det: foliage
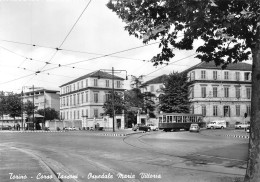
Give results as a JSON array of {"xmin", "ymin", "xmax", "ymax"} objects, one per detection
[
  {"xmin": 103, "ymin": 91, "xmax": 127, "ymax": 116},
  {"xmin": 23, "ymin": 100, "xmax": 36, "ymax": 117},
  {"xmin": 159, "ymin": 72, "xmax": 189, "ymax": 113},
  {"xmin": 107, "ymin": 0, "xmax": 259, "ymax": 66},
  {"xmin": 4, "ymin": 93, "xmax": 22, "ymax": 119},
  {"xmin": 0, "ymin": 91, "xmax": 7, "ymax": 116},
  {"xmin": 108, "ymin": 1, "xmax": 260, "ymax": 181},
  {"xmin": 36, "ymin": 107, "xmax": 59, "ymax": 121}
]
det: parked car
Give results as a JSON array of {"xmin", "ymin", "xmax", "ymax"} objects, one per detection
[
  {"xmin": 189, "ymin": 124, "xmax": 200, "ymax": 132},
  {"xmin": 206, "ymin": 120, "xmax": 226, "ymax": 129},
  {"xmin": 0, "ymin": 125, "xmax": 12, "ymax": 130},
  {"xmin": 132, "ymin": 124, "xmax": 151, "ymax": 132},
  {"xmin": 235, "ymin": 122, "xmax": 250, "ymax": 129},
  {"xmin": 246, "ymin": 126, "xmax": 250, "ymax": 133},
  {"xmin": 147, "ymin": 124, "xmax": 158, "ymax": 131}
]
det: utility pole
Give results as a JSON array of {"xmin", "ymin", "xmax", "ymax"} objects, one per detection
[
  {"xmin": 99, "ymin": 68, "xmax": 127, "ymax": 132},
  {"xmin": 21, "ymin": 89, "xmax": 23, "ymax": 130},
  {"xmin": 32, "ymin": 85, "xmax": 35, "ymax": 130}
]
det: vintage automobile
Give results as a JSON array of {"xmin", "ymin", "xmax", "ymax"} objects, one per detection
[
  {"xmin": 235, "ymin": 122, "xmax": 250, "ymax": 129},
  {"xmin": 189, "ymin": 123, "xmax": 200, "ymax": 133},
  {"xmin": 147, "ymin": 124, "xmax": 158, "ymax": 131},
  {"xmin": 132, "ymin": 124, "xmax": 151, "ymax": 132}
]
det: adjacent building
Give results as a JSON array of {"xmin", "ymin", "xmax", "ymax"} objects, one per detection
[
  {"xmin": 185, "ymin": 61, "xmax": 252, "ymax": 125},
  {"xmin": 59, "ymin": 70, "xmax": 125, "ymax": 125},
  {"xmin": 22, "ymin": 89, "xmax": 60, "ymax": 111}
]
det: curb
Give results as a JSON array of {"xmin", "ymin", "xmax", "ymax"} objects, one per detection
[
  {"xmin": 91, "ymin": 131, "xmax": 146, "ymax": 137},
  {"xmin": 224, "ymin": 134, "xmax": 249, "ymax": 139},
  {"xmin": 0, "ymin": 130, "xmax": 67, "ymax": 133}
]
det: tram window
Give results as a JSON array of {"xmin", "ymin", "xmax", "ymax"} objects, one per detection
[
  {"xmin": 163, "ymin": 115, "xmax": 166, "ymax": 122},
  {"xmin": 169, "ymin": 116, "xmax": 172, "ymax": 123},
  {"xmin": 167, "ymin": 116, "xmax": 170, "ymax": 123},
  {"xmin": 159, "ymin": 117, "xmax": 162, "ymax": 123},
  {"xmin": 186, "ymin": 117, "xmax": 190, "ymax": 122},
  {"xmin": 177, "ymin": 116, "xmax": 182, "ymax": 123}
]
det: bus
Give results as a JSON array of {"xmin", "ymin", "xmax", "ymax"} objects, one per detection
[{"xmin": 158, "ymin": 113, "xmax": 204, "ymax": 132}]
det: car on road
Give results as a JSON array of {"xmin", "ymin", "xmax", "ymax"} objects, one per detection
[
  {"xmin": 189, "ymin": 124, "xmax": 200, "ymax": 132},
  {"xmin": 246, "ymin": 126, "xmax": 250, "ymax": 133},
  {"xmin": 235, "ymin": 122, "xmax": 250, "ymax": 129},
  {"xmin": 0, "ymin": 125, "xmax": 12, "ymax": 130},
  {"xmin": 147, "ymin": 124, "xmax": 158, "ymax": 131},
  {"xmin": 206, "ymin": 120, "xmax": 226, "ymax": 129},
  {"xmin": 132, "ymin": 124, "xmax": 151, "ymax": 132}
]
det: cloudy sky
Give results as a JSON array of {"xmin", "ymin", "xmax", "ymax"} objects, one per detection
[{"xmin": 0, "ymin": 0, "xmax": 211, "ymax": 93}]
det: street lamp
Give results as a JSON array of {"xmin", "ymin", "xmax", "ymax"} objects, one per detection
[{"xmin": 99, "ymin": 67, "xmax": 127, "ymax": 132}]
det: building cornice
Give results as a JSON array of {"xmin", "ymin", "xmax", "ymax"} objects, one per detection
[
  {"xmin": 60, "ymin": 87, "xmax": 125, "ymax": 97},
  {"xmin": 188, "ymin": 80, "xmax": 252, "ymax": 85}
]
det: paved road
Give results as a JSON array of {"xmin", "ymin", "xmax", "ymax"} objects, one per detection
[{"xmin": 0, "ymin": 130, "xmax": 248, "ymax": 182}]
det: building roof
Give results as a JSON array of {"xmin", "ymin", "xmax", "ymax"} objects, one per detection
[
  {"xmin": 143, "ymin": 74, "xmax": 168, "ymax": 85},
  {"xmin": 23, "ymin": 89, "xmax": 59, "ymax": 95},
  {"xmin": 60, "ymin": 70, "xmax": 125, "ymax": 87},
  {"xmin": 183, "ymin": 61, "xmax": 252, "ymax": 73}
]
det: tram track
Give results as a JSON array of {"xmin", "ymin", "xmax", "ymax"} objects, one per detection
[{"xmin": 122, "ymin": 132, "xmax": 246, "ymax": 177}]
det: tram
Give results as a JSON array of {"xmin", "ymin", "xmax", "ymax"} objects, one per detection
[{"xmin": 158, "ymin": 113, "xmax": 204, "ymax": 132}]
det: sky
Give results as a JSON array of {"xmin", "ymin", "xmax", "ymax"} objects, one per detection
[{"xmin": 0, "ymin": 0, "xmax": 250, "ymax": 93}]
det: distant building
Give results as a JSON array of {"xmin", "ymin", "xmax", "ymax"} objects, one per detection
[
  {"xmin": 22, "ymin": 89, "xmax": 60, "ymax": 112},
  {"xmin": 140, "ymin": 75, "xmax": 167, "ymax": 119},
  {"xmin": 185, "ymin": 61, "xmax": 252, "ymax": 125},
  {"xmin": 59, "ymin": 70, "xmax": 125, "ymax": 126}
]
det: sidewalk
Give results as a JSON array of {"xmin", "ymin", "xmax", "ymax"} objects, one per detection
[{"xmin": 0, "ymin": 146, "xmax": 59, "ymax": 182}]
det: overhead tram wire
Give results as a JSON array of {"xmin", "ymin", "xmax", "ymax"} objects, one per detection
[
  {"xmin": 0, "ymin": 39, "xmax": 151, "ymax": 62},
  {"xmin": 0, "ymin": 44, "xmax": 95, "ymax": 72},
  {"xmin": 38, "ymin": 0, "xmax": 92, "ymax": 72},
  {"xmin": 144, "ymin": 53, "xmax": 197, "ymax": 77},
  {"xmin": 40, "ymin": 41, "xmax": 160, "ymax": 73}
]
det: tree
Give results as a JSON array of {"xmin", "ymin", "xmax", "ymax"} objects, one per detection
[
  {"xmin": 0, "ymin": 91, "xmax": 7, "ymax": 118},
  {"xmin": 36, "ymin": 107, "xmax": 59, "ymax": 121},
  {"xmin": 107, "ymin": 1, "xmax": 260, "ymax": 181},
  {"xmin": 159, "ymin": 72, "xmax": 189, "ymax": 113},
  {"xmin": 103, "ymin": 91, "xmax": 127, "ymax": 116},
  {"xmin": 5, "ymin": 93, "xmax": 22, "ymax": 120},
  {"xmin": 23, "ymin": 100, "xmax": 36, "ymax": 118}
]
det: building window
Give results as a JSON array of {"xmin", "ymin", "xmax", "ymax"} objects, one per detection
[
  {"xmin": 66, "ymin": 96, "xmax": 69, "ymax": 106},
  {"xmin": 213, "ymin": 71, "xmax": 217, "ymax": 80},
  {"xmin": 81, "ymin": 81, "xmax": 83, "ymax": 89},
  {"xmin": 244, "ymin": 72, "xmax": 251, "ymax": 81},
  {"xmin": 223, "ymin": 106, "xmax": 230, "ymax": 117},
  {"xmin": 235, "ymin": 72, "xmax": 240, "ymax": 81},
  {"xmin": 86, "ymin": 79, "xmax": 88, "ymax": 87},
  {"xmin": 190, "ymin": 105, "xmax": 194, "ymax": 114},
  {"xmin": 246, "ymin": 87, "xmax": 251, "ymax": 99},
  {"xmin": 77, "ymin": 93, "xmax": 80, "ymax": 104},
  {"xmin": 94, "ymin": 109, "xmax": 98, "ymax": 118},
  {"xmin": 73, "ymin": 84, "xmax": 75, "ymax": 91},
  {"xmin": 201, "ymin": 86, "xmax": 206, "ymax": 98},
  {"xmin": 81, "ymin": 92, "xmax": 84, "ymax": 103},
  {"xmin": 70, "ymin": 95, "xmax": 72, "ymax": 106},
  {"xmin": 74, "ymin": 110, "xmax": 76, "ymax": 119},
  {"xmin": 116, "ymin": 81, "xmax": 121, "ymax": 88},
  {"xmin": 236, "ymin": 105, "xmax": 240, "ymax": 116},
  {"xmin": 224, "ymin": 71, "xmax": 229, "ymax": 80},
  {"xmin": 224, "ymin": 87, "xmax": 229, "ymax": 98},
  {"xmin": 191, "ymin": 71, "xmax": 195, "ymax": 80},
  {"xmin": 189, "ymin": 86, "xmax": 194, "ymax": 98},
  {"xmin": 235, "ymin": 87, "xmax": 240, "ymax": 99},
  {"xmin": 201, "ymin": 105, "xmax": 206, "ymax": 116},
  {"xmin": 82, "ymin": 110, "xmax": 84, "ymax": 118},
  {"xmin": 94, "ymin": 92, "xmax": 98, "ymax": 103},
  {"xmin": 106, "ymin": 80, "xmax": 109, "ymax": 87},
  {"xmin": 201, "ymin": 70, "xmax": 206, "ymax": 79},
  {"xmin": 213, "ymin": 105, "xmax": 218, "ymax": 116},
  {"xmin": 150, "ymin": 85, "xmax": 154, "ymax": 92},
  {"xmin": 85, "ymin": 92, "xmax": 88, "ymax": 102},
  {"xmin": 86, "ymin": 109, "xmax": 88, "ymax": 118},
  {"xmin": 77, "ymin": 110, "xmax": 80, "ymax": 119},
  {"xmin": 73, "ymin": 94, "xmax": 76, "ymax": 105},
  {"xmin": 213, "ymin": 87, "xmax": 218, "ymax": 97},
  {"xmin": 246, "ymin": 105, "xmax": 251, "ymax": 116},
  {"xmin": 77, "ymin": 82, "xmax": 79, "ymax": 90},
  {"xmin": 105, "ymin": 93, "xmax": 111, "ymax": 102},
  {"xmin": 94, "ymin": 79, "xmax": 98, "ymax": 86}
]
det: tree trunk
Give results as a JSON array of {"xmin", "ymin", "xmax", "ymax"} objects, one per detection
[{"xmin": 244, "ymin": 28, "xmax": 260, "ymax": 181}]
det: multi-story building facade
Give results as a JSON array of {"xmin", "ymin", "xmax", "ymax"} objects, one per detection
[
  {"xmin": 22, "ymin": 89, "xmax": 60, "ymax": 112},
  {"xmin": 186, "ymin": 61, "xmax": 252, "ymax": 125},
  {"xmin": 59, "ymin": 70, "xmax": 125, "ymax": 123}
]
